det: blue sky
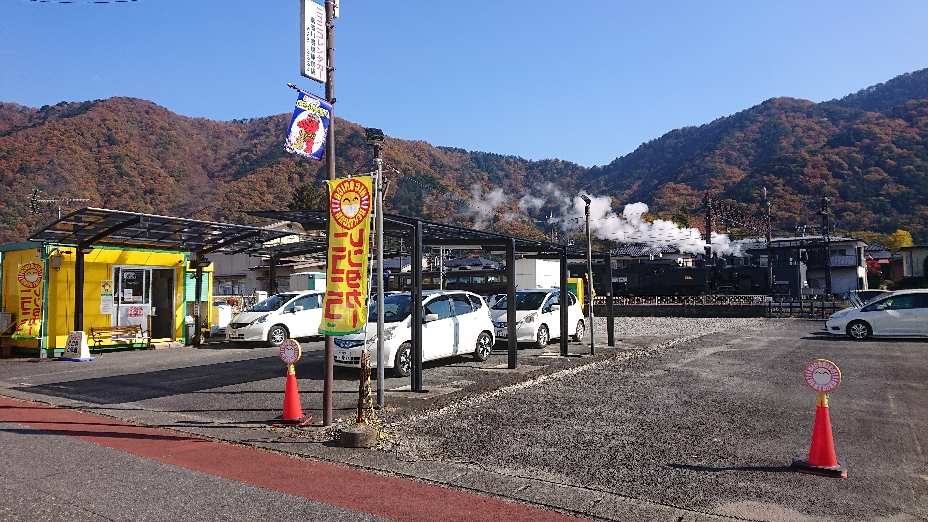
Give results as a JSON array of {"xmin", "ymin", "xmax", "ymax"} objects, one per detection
[{"xmin": 1, "ymin": 0, "xmax": 927, "ymax": 168}]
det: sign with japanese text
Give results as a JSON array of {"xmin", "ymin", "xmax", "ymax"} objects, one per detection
[
  {"xmin": 100, "ymin": 279, "xmax": 114, "ymax": 315},
  {"xmin": 12, "ymin": 262, "xmax": 43, "ymax": 340},
  {"xmin": 319, "ymin": 176, "xmax": 372, "ymax": 336},
  {"xmin": 300, "ymin": 0, "xmax": 326, "ymax": 82},
  {"xmin": 284, "ymin": 90, "xmax": 332, "ymax": 162}
]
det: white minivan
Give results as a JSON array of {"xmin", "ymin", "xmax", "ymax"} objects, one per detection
[{"xmin": 225, "ymin": 290, "xmax": 325, "ymax": 346}]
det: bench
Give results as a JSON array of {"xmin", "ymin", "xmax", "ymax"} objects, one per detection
[{"xmin": 89, "ymin": 325, "xmax": 151, "ymax": 350}]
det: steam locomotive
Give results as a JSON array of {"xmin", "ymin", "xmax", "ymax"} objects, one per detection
[
  {"xmin": 383, "ymin": 260, "xmax": 769, "ymax": 298},
  {"xmin": 569, "ymin": 260, "xmax": 770, "ymax": 297}
]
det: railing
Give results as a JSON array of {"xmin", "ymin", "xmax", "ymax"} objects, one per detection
[
  {"xmin": 594, "ymin": 295, "xmax": 769, "ymax": 306},
  {"xmin": 593, "ymin": 295, "xmax": 843, "ymax": 319}
]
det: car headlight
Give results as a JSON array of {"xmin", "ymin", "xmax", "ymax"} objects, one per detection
[
  {"xmin": 829, "ymin": 309, "xmax": 851, "ymax": 320},
  {"xmin": 493, "ymin": 321, "xmax": 506, "ymax": 328},
  {"xmin": 523, "ymin": 313, "xmax": 536, "ymax": 324}
]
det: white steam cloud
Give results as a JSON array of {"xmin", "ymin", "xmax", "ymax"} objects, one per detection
[
  {"xmin": 558, "ymin": 195, "xmax": 739, "ymax": 255},
  {"xmin": 464, "ymin": 185, "xmax": 507, "ymax": 230}
]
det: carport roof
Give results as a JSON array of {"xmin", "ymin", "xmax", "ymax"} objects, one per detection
[
  {"xmin": 28, "ymin": 207, "xmax": 328, "ymax": 258},
  {"xmin": 251, "ymin": 210, "xmax": 588, "ymax": 258}
]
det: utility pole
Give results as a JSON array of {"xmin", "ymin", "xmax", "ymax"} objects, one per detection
[
  {"xmin": 820, "ymin": 195, "xmax": 832, "ymax": 298},
  {"xmin": 703, "ymin": 194, "xmax": 713, "ymax": 294},
  {"xmin": 322, "ymin": 0, "xmax": 336, "ymax": 427},
  {"xmin": 764, "ymin": 188, "xmax": 773, "ymax": 295}
]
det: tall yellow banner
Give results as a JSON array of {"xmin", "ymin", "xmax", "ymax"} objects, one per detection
[
  {"xmin": 319, "ymin": 176, "xmax": 372, "ymax": 336},
  {"xmin": 12, "ymin": 261, "xmax": 43, "ymax": 340}
]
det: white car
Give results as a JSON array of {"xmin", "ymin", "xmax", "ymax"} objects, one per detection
[
  {"xmin": 333, "ymin": 290, "xmax": 495, "ymax": 377},
  {"xmin": 490, "ymin": 289, "xmax": 585, "ymax": 348},
  {"xmin": 825, "ymin": 289, "xmax": 928, "ymax": 340},
  {"xmin": 225, "ymin": 291, "xmax": 325, "ymax": 346}
]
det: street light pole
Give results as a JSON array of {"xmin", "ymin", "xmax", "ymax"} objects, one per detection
[
  {"xmin": 366, "ymin": 127, "xmax": 386, "ymax": 408},
  {"xmin": 580, "ymin": 194, "xmax": 594, "ymax": 355}
]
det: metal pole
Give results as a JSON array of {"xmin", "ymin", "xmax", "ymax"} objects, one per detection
[
  {"xmin": 374, "ymin": 143, "xmax": 385, "ymax": 408},
  {"xmin": 322, "ymin": 0, "xmax": 336, "ymax": 427},
  {"xmin": 605, "ymin": 252, "xmax": 614, "ymax": 347},
  {"xmin": 581, "ymin": 195, "xmax": 594, "ymax": 355}
]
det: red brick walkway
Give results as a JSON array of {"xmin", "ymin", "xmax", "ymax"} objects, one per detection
[{"xmin": 0, "ymin": 397, "xmax": 583, "ymax": 522}]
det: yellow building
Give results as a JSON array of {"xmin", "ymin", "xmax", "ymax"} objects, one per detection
[{"xmin": 1, "ymin": 242, "xmax": 212, "ymax": 357}]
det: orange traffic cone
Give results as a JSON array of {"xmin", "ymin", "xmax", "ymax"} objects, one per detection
[
  {"xmin": 272, "ymin": 365, "xmax": 312, "ymax": 427},
  {"xmin": 793, "ymin": 393, "xmax": 847, "ymax": 477}
]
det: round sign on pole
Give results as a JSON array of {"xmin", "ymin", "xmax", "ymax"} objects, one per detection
[
  {"xmin": 279, "ymin": 339, "xmax": 301, "ymax": 365},
  {"xmin": 803, "ymin": 359, "xmax": 841, "ymax": 393}
]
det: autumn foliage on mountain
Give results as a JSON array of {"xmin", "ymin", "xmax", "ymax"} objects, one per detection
[{"xmin": 1, "ymin": 68, "xmax": 927, "ymax": 245}]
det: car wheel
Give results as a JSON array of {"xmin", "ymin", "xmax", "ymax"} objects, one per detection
[
  {"xmin": 474, "ymin": 332, "xmax": 492, "ymax": 361},
  {"xmin": 847, "ymin": 320, "xmax": 872, "ymax": 340},
  {"xmin": 392, "ymin": 342, "xmax": 411, "ymax": 377},
  {"xmin": 535, "ymin": 325, "xmax": 550, "ymax": 349},
  {"xmin": 572, "ymin": 319, "xmax": 585, "ymax": 342},
  {"xmin": 267, "ymin": 325, "xmax": 289, "ymax": 347}
]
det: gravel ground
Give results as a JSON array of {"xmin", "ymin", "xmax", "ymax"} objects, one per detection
[{"xmin": 374, "ymin": 317, "xmax": 928, "ymax": 521}]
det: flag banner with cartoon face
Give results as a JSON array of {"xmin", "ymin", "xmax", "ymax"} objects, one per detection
[
  {"xmin": 284, "ymin": 90, "xmax": 332, "ymax": 161},
  {"xmin": 320, "ymin": 176, "xmax": 372, "ymax": 336}
]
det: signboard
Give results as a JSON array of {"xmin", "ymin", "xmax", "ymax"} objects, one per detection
[
  {"xmin": 100, "ymin": 279, "xmax": 114, "ymax": 315},
  {"xmin": 803, "ymin": 359, "xmax": 841, "ymax": 393},
  {"xmin": 63, "ymin": 331, "xmax": 91, "ymax": 360},
  {"xmin": 284, "ymin": 90, "xmax": 332, "ymax": 162},
  {"xmin": 300, "ymin": 0, "xmax": 326, "ymax": 82},
  {"xmin": 279, "ymin": 338, "xmax": 302, "ymax": 365},
  {"xmin": 12, "ymin": 261, "xmax": 43, "ymax": 340},
  {"xmin": 319, "ymin": 176, "xmax": 372, "ymax": 336}
]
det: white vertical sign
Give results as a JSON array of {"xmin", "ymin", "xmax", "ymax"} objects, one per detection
[
  {"xmin": 333, "ymin": 0, "xmax": 339, "ymax": 18},
  {"xmin": 301, "ymin": 0, "xmax": 327, "ymax": 83}
]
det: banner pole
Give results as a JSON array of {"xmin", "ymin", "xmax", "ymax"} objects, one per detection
[{"xmin": 322, "ymin": 0, "xmax": 336, "ymax": 427}]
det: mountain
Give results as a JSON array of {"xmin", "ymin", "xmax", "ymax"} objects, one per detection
[
  {"xmin": 1, "ymin": 68, "xmax": 927, "ymax": 246},
  {"xmin": 582, "ymin": 68, "xmax": 928, "ymax": 242}
]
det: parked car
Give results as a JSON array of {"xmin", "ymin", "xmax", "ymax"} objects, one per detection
[
  {"xmin": 225, "ymin": 290, "xmax": 325, "ymax": 346},
  {"xmin": 333, "ymin": 290, "xmax": 495, "ymax": 377},
  {"xmin": 490, "ymin": 289, "xmax": 585, "ymax": 348},
  {"xmin": 842, "ymin": 289, "xmax": 890, "ymax": 308},
  {"xmin": 486, "ymin": 293, "xmax": 506, "ymax": 307},
  {"xmin": 825, "ymin": 289, "xmax": 928, "ymax": 340}
]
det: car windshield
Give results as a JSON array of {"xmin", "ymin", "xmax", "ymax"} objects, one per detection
[
  {"xmin": 367, "ymin": 294, "xmax": 413, "ymax": 323},
  {"xmin": 246, "ymin": 293, "xmax": 297, "ymax": 312},
  {"xmin": 491, "ymin": 291, "xmax": 550, "ymax": 311}
]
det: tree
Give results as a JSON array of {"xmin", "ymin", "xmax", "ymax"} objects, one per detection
[
  {"xmin": 288, "ymin": 180, "xmax": 327, "ymax": 211},
  {"xmin": 671, "ymin": 204, "xmax": 691, "ymax": 228},
  {"xmin": 886, "ymin": 229, "xmax": 914, "ymax": 252}
]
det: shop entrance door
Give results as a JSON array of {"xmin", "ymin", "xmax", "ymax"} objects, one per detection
[
  {"xmin": 151, "ymin": 269, "xmax": 175, "ymax": 339},
  {"xmin": 114, "ymin": 266, "xmax": 175, "ymax": 339}
]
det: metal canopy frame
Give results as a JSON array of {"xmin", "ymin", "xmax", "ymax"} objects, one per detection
[
  {"xmin": 27, "ymin": 207, "xmax": 329, "ymax": 348},
  {"xmin": 252, "ymin": 210, "xmax": 613, "ymax": 391},
  {"xmin": 28, "ymin": 207, "xmax": 327, "ymax": 257}
]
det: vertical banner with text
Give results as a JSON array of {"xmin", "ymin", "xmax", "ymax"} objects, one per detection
[
  {"xmin": 319, "ymin": 176, "xmax": 372, "ymax": 336},
  {"xmin": 12, "ymin": 261, "xmax": 43, "ymax": 340},
  {"xmin": 284, "ymin": 90, "xmax": 332, "ymax": 162},
  {"xmin": 300, "ymin": 0, "xmax": 327, "ymax": 82}
]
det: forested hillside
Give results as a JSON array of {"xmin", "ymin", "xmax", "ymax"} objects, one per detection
[
  {"xmin": 582, "ymin": 68, "xmax": 928, "ymax": 242},
  {"xmin": 1, "ymin": 68, "xmax": 927, "ymax": 245}
]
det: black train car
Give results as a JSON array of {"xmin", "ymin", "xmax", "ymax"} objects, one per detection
[
  {"xmin": 614, "ymin": 260, "xmax": 707, "ymax": 296},
  {"xmin": 571, "ymin": 260, "xmax": 769, "ymax": 296}
]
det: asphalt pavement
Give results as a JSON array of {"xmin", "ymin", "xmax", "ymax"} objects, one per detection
[{"xmin": 1, "ymin": 318, "xmax": 927, "ymax": 521}]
